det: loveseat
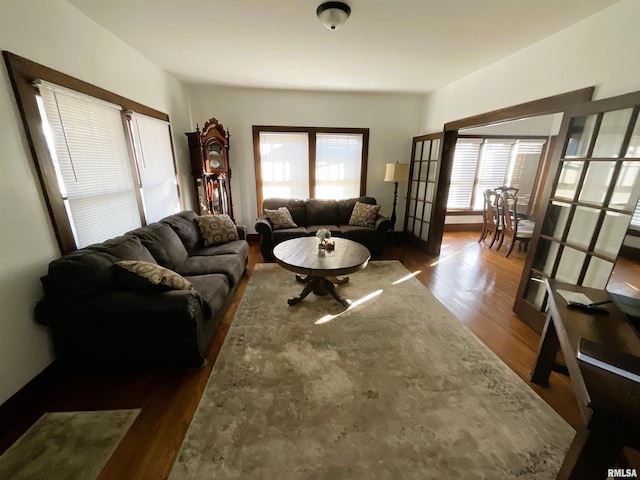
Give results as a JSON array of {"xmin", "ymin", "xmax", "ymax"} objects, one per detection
[
  {"xmin": 255, "ymin": 197, "xmax": 391, "ymax": 261},
  {"xmin": 35, "ymin": 211, "xmax": 248, "ymax": 368}
]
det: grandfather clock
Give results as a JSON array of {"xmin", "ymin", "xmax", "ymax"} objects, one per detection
[{"xmin": 185, "ymin": 118, "xmax": 234, "ymax": 220}]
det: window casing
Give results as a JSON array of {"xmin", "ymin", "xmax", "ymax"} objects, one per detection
[
  {"xmin": 252, "ymin": 126, "xmax": 369, "ymax": 210},
  {"xmin": 4, "ymin": 52, "xmax": 180, "ymax": 253}
]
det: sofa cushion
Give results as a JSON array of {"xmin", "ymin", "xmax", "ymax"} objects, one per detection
[
  {"xmin": 161, "ymin": 211, "xmax": 202, "ymax": 252},
  {"xmin": 43, "ymin": 236, "xmax": 156, "ymax": 298},
  {"xmin": 349, "ymin": 201, "xmax": 381, "ymax": 227},
  {"xmin": 128, "ymin": 223, "xmax": 189, "ymax": 271},
  {"xmin": 198, "ymin": 214, "xmax": 238, "ymax": 246},
  {"xmin": 306, "ymin": 225, "xmax": 342, "ymax": 236},
  {"xmin": 263, "ymin": 198, "xmax": 307, "ymax": 226},
  {"xmin": 87, "ymin": 235, "xmax": 157, "ymax": 262},
  {"xmin": 307, "ymin": 199, "xmax": 338, "ymax": 226},
  {"xmin": 186, "ymin": 273, "xmax": 229, "ymax": 319},
  {"xmin": 114, "ymin": 260, "xmax": 194, "ymax": 293},
  {"xmin": 191, "ymin": 240, "xmax": 249, "ymax": 260},
  {"xmin": 177, "ymin": 254, "xmax": 245, "ymax": 288},
  {"xmin": 338, "ymin": 197, "xmax": 377, "ymax": 225},
  {"xmin": 272, "ymin": 227, "xmax": 313, "ymax": 244},
  {"xmin": 264, "ymin": 207, "xmax": 297, "ymax": 230}
]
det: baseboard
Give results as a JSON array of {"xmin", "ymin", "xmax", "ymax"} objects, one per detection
[
  {"xmin": 0, "ymin": 361, "xmax": 59, "ymax": 431},
  {"xmin": 620, "ymin": 244, "xmax": 640, "ymax": 261},
  {"xmin": 444, "ymin": 223, "xmax": 483, "ymax": 232},
  {"xmin": 246, "ymin": 233, "xmax": 261, "ymax": 244}
]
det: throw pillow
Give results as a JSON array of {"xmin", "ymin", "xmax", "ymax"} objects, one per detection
[
  {"xmin": 264, "ymin": 207, "xmax": 298, "ymax": 230},
  {"xmin": 114, "ymin": 260, "xmax": 193, "ymax": 293},
  {"xmin": 348, "ymin": 201, "xmax": 381, "ymax": 228},
  {"xmin": 197, "ymin": 214, "xmax": 238, "ymax": 247}
]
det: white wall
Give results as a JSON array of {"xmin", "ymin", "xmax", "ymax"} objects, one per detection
[
  {"xmin": 186, "ymin": 85, "xmax": 424, "ymax": 231},
  {"xmin": 422, "ymin": 0, "xmax": 640, "ymax": 133},
  {"xmin": 0, "ymin": 0, "xmax": 192, "ymax": 404},
  {"xmin": 424, "ymin": 0, "xmax": 640, "ymax": 245}
]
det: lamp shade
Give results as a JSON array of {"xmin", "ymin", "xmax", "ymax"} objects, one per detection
[{"xmin": 384, "ymin": 163, "xmax": 409, "ymax": 182}]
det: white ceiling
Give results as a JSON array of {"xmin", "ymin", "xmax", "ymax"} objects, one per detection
[{"xmin": 68, "ymin": 0, "xmax": 618, "ymax": 94}]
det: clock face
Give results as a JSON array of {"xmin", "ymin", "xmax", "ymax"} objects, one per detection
[{"xmin": 206, "ymin": 143, "xmax": 224, "ymax": 171}]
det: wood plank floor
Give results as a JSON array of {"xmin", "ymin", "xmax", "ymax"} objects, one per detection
[{"xmin": 1, "ymin": 231, "xmax": 638, "ymax": 479}]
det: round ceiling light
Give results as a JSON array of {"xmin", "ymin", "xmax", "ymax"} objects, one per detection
[{"xmin": 316, "ymin": 2, "xmax": 351, "ymax": 30}]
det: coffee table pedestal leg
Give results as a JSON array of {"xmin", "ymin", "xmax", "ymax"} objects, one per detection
[{"xmin": 288, "ymin": 275, "xmax": 351, "ymax": 307}]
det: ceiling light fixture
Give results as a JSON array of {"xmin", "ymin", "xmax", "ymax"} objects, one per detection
[{"xmin": 316, "ymin": 2, "xmax": 351, "ymax": 30}]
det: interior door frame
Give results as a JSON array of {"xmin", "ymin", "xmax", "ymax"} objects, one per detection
[
  {"xmin": 514, "ymin": 89, "xmax": 640, "ymax": 332},
  {"xmin": 427, "ymin": 87, "xmax": 596, "ymax": 256}
]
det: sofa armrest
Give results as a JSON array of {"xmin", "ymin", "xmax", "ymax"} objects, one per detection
[
  {"xmin": 35, "ymin": 289, "xmax": 209, "ymax": 367},
  {"xmin": 255, "ymin": 215, "xmax": 274, "ymax": 236},
  {"xmin": 374, "ymin": 214, "xmax": 392, "ymax": 233},
  {"xmin": 236, "ymin": 224, "xmax": 248, "ymax": 240}
]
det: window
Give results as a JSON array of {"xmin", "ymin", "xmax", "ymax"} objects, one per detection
[
  {"xmin": 5, "ymin": 52, "xmax": 180, "ymax": 253},
  {"xmin": 253, "ymin": 126, "xmax": 368, "ymax": 209},
  {"xmin": 447, "ymin": 136, "xmax": 546, "ymax": 211},
  {"xmin": 129, "ymin": 113, "xmax": 180, "ymax": 222}
]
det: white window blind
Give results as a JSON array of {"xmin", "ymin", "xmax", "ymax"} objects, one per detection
[
  {"xmin": 631, "ymin": 201, "xmax": 640, "ymax": 228},
  {"xmin": 474, "ymin": 140, "xmax": 514, "ymax": 209},
  {"xmin": 259, "ymin": 132, "xmax": 310, "ymax": 199},
  {"xmin": 37, "ymin": 81, "xmax": 141, "ymax": 247},
  {"xmin": 509, "ymin": 141, "xmax": 545, "ymax": 191},
  {"xmin": 129, "ymin": 113, "xmax": 180, "ymax": 222},
  {"xmin": 448, "ymin": 139, "xmax": 481, "ymax": 209},
  {"xmin": 315, "ymin": 133, "xmax": 362, "ymax": 199}
]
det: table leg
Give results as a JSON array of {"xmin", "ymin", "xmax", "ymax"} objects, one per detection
[
  {"xmin": 324, "ymin": 280, "xmax": 351, "ymax": 308},
  {"xmin": 530, "ymin": 311, "xmax": 560, "ymax": 386},
  {"xmin": 326, "ymin": 275, "xmax": 349, "ymax": 285},
  {"xmin": 287, "ymin": 276, "xmax": 314, "ymax": 306},
  {"xmin": 287, "ymin": 275, "xmax": 351, "ymax": 307}
]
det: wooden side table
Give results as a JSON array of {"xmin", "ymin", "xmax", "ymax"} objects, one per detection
[{"xmin": 530, "ymin": 279, "xmax": 640, "ymax": 422}]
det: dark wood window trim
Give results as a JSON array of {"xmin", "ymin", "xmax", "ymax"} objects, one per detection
[
  {"xmin": 252, "ymin": 125, "xmax": 369, "ymax": 213},
  {"xmin": 3, "ymin": 51, "xmax": 172, "ymax": 254}
]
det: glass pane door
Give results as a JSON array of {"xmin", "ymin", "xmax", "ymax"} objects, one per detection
[
  {"xmin": 515, "ymin": 92, "xmax": 640, "ymax": 332},
  {"xmin": 404, "ymin": 133, "xmax": 442, "ymax": 252}
]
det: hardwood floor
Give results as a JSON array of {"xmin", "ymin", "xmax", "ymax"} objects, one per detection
[{"xmin": 1, "ymin": 232, "xmax": 638, "ymax": 478}]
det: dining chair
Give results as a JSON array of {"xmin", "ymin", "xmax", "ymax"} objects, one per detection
[
  {"xmin": 497, "ymin": 191, "xmax": 534, "ymax": 256},
  {"xmin": 494, "ymin": 185, "xmax": 519, "ymax": 196},
  {"xmin": 478, "ymin": 189, "xmax": 502, "ymax": 248}
]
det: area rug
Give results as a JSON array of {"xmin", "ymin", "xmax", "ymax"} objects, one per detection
[
  {"xmin": 0, "ymin": 409, "xmax": 139, "ymax": 480},
  {"xmin": 169, "ymin": 261, "xmax": 573, "ymax": 479}
]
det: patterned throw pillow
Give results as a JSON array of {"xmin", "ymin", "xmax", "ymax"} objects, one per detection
[
  {"xmin": 114, "ymin": 260, "xmax": 193, "ymax": 293},
  {"xmin": 197, "ymin": 214, "xmax": 238, "ymax": 247},
  {"xmin": 348, "ymin": 201, "xmax": 381, "ymax": 227},
  {"xmin": 264, "ymin": 207, "xmax": 298, "ymax": 230}
]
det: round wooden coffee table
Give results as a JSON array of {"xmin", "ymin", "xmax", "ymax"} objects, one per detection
[{"xmin": 273, "ymin": 237, "xmax": 370, "ymax": 307}]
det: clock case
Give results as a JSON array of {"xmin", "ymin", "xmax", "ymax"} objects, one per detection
[{"xmin": 185, "ymin": 118, "xmax": 234, "ymax": 220}]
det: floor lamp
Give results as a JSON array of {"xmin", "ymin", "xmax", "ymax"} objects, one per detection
[{"xmin": 384, "ymin": 162, "xmax": 410, "ymax": 231}]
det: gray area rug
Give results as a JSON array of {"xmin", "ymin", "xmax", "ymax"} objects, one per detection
[
  {"xmin": 170, "ymin": 261, "xmax": 573, "ymax": 479},
  {"xmin": 0, "ymin": 409, "xmax": 139, "ymax": 480}
]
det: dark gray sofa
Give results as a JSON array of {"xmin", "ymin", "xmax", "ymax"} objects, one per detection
[
  {"xmin": 35, "ymin": 211, "xmax": 248, "ymax": 368},
  {"xmin": 255, "ymin": 197, "xmax": 391, "ymax": 261}
]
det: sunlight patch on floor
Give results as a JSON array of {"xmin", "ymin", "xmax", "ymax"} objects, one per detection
[
  {"xmin": 392, "ymin": 271, "xmax": 421, "ymax": 285},
  {"xmin": 315, "ymin": 289, "xmax": 383, "ymax": 325},
  {"xmin": 430, "ymin": 251, "xmax": 462, "ymax": 267}
]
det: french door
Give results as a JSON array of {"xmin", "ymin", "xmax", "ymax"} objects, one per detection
[
  {"xmin": 514, "ymin": 90, "xmax": 640, "ymax": 332},
  {"xmin": 404, "ymin": 133, "xmax": 443, "ymax": 254}
]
